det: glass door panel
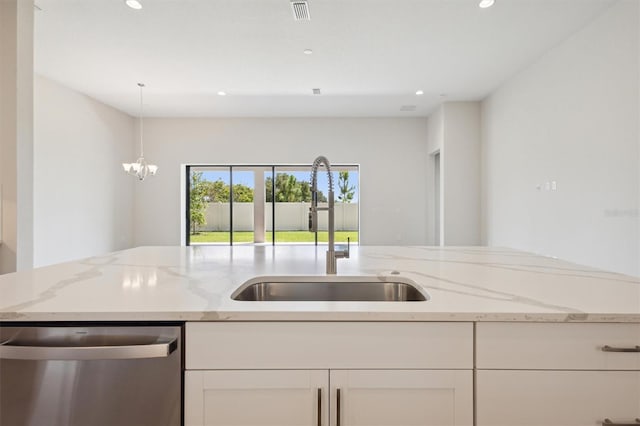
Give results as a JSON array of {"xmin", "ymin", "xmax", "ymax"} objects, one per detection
[
  {"xmin": 330, "ymin": 166, "xmax": 359, "ymax": 244},
  {"xmin": 231, "ymin": 167, "xmax": 271, "ymax": 245},
  {"xmin": 272, "ymin": 167, "xmax": 316, "ymax": 244},
  {"xmin": 188, "ymin": 166, "xmax": 231, "ymax": 245}
]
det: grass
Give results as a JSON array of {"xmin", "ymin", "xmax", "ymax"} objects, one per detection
[{"xmin": 190, "ymin": 231, "xmax": 359, "ymax": 244}]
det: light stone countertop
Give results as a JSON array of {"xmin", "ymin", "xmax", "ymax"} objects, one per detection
[{"xmin": 0, "ymin": 245, "xmax": 639, "ymax": 322}]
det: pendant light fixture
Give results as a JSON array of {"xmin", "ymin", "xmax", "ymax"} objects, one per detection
[{"xmin": 122, "ymin": 83, "xmax": 158, "ymax": 181}]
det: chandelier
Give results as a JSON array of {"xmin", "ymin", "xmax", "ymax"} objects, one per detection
[{"xmin": 122, "ymin": 83, "xmax": 158, "ymax": 180}]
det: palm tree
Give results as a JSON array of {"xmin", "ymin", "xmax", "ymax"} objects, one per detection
[{"xmin": 337, "ymin": 171, "xmax": 355, "ymax": 203}]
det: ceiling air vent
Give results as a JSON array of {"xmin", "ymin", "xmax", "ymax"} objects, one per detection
[
  {"xmin": 312, "ymin": 88, "xmax": 321, "ymax": 95},
  {"xmin": 291, "ymin": 0, "xmax": 311, "ymax": 21},
  {"xmin": 400, "ymin": 105, "xmax": 417, "ymax": 112}
]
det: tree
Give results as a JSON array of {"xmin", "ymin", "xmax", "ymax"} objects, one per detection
[
  {"xmin": 337, "ymin": 171, "xmax": 355, "ymax": 203},
  {"xmin": 202, "ymin": 179, "xmax": 254, "ymax": 202},
  {"xmin": 190, "ymin": 172, "xmax": 208, "ymax": 234},
  {"xmin": 299, "ymin": 180, "xmax": 312, "ymax": 202},
  {"xmin": 204, "ymin": 179, "xmax": 230, "ymax": 202},
  {"xmin": 232, "ymin": 184, "xmax": 254, "ymax": 202},
  {"xmin": 278, "ymin": 174, "xmax": 302, "ymax": 202},
  {"xmin": 265, "ymin": 173, "xmax": 326, "ymax": 202}
]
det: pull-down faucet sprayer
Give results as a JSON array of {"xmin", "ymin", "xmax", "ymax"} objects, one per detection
[{"xmin": 309, "ymin": 156, "xmax": 350, "ymax": 274}]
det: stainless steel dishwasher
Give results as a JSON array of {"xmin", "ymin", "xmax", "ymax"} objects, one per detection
[{"xmin": 0, "ymin": 324, "xmax": 182, "ymax": 426}]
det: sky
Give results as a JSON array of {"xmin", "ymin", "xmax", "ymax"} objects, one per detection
[{"xmin": 199, "ymin": 168, "xmax": 359, "ymax": 201}]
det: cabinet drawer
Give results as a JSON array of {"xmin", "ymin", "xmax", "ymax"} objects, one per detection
[
  {"xmin": 476, "ymin": 322, "xmax": 640, "ymax": 370},
  {"xmin": 477, "ymin": 370, "xmax": 640, "ymax": 426},
  {"xmin": 186, "ymin": 322, "xmax": 473, "ymax": 370}
]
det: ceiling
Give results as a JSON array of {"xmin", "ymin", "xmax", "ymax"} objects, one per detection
[{"xmin": 34, "ymin": 0, "xmax": 617, "ymax": 117}]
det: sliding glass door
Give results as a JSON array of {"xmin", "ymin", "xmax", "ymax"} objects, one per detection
[{"xmin": 186, "ymin": 164, "xmax": 359, "ymax": 246}]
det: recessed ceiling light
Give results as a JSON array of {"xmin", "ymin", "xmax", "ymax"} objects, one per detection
[
  {"xmin": 400, "ymin": 105, "xmax": 417, "ymax": 111},
  {"xmin": 415, "ymin": 90, "xmax": 424, "ymax": 96},
  {"xmin": 125, "ymin": 0, "xmax": 142, "ymax": 10},
  {"xmin": 478, "ymin": 0, "xmax": 495, "ymax": 8},
  {"xmin": 303, "ymin": 49, "xmax": 313, "ymax": 55},
  {"xmin": 217, "ymin": 91, "xmax": 227, "ymax": 96}
]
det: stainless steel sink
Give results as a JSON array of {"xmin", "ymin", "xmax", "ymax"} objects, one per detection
[{"xmin": 231, "ymin": 276, "xmax": 429, "ymax": 302}]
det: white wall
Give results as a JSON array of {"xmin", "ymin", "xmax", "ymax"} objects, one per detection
[
  {"xmin": 33, "ymin": 76, "xmax": 135, "ymax": 267},
  {"xmin": 426, "ymin": 106, "xmax": 443, "ymax": 245},
  {"xmin": 482, "ymin": 0, "xmax": 639, "ymax": 276},
  {"xmin": 134, "ymin": 118, "xmax": 429, "ymax": 246},
  {"xmin": 426, "ymin": 102, "xmax": 481, "ymax": 246},
  {"xmin": 442, "ymin": 102, "xmax": 481, "ymax": 246},
  {"xmin": 0, "ymin": 0, "xmax": 34, "ymax": 274}
]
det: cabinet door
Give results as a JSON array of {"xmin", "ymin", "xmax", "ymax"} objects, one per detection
[
  {"xmin": 185, "ymin": 370, "xmax": 329, "ymax": 426},
  {"xmin": 477, "ymin": 370, "xmax": 640, "ymax": 426},
  {"xmin": 330, "ymin": 370, "xmax": 473, "ymax": 426}
]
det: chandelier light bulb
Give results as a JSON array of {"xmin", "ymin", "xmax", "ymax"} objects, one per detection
[{"xmin": 125, "ymin": 0, "xmax": 142, "ymax": 10}]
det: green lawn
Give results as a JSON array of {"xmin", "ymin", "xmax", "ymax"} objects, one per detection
[{"xmin": 190, "ymin": 231, "xmax": 358, "ymax": 244}]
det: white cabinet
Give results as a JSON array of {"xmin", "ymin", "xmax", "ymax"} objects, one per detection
[
  {"xmin": 185, "ymin": 322, "xmax": 474, "ymax": 426},
  {"xmin": 476, "ymin": 322, "xmax": 640, "ymax": 370},
  {"xmin": 185, "ymin": 370, "xmax": 328, "ymax": 426},
  {"xmin": 331, "ymin": 370, "xmax": 472, "ymax": 426},
  {"xmin": 186, "ymin": 322, "xmax": 472, "ymax": 370},
  {"xmin": 476, "ymin": 322, "xmax": 640, "ymax": 426},
  {"xmin": 477, "ymin": 370, "xmax": 640, "ymax": 426},
  {"xmin": 185, "ymin": 369, "xmax": 473, "ymax": 426},
  {"xmin": 184, "ymin": 321, "xmax": 640, "ymax": 426}
]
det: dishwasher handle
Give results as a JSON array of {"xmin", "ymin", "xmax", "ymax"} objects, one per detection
[{"xmin": 0, "ymin": 338, "xmax": 178, "ymax": 361}]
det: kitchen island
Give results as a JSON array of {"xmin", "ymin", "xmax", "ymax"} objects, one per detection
[
  {"xmin": 1, "ymin": 246, "xmax": 639, "ymax": 426},
  {"xmin": 0, "ymin": 245, "xmax": 639, "ymax": 322}
]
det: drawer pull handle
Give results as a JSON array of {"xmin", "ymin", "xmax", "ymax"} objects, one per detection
[
  {"xmin": 317, "ymin": 388, "xmax": 322, "ymax": 426},
  {"xmin": 602, "ymin": 345, "xmax": 640, "ymax": 353},
  {"xmin": 337, "ymin": 388, "xmax": 342, "ymax": 426},
  {"xmin": 602, "ymin": 419, "xmax": 640, "ymax": 425}
]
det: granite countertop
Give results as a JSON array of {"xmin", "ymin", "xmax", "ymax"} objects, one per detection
[{"xmin": 0, "ymin": 245, "xmax": 639, "ymax": 322}]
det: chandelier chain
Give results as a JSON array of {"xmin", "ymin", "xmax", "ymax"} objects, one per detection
[{"xmin": 138, "ymin": 82, "xmax": 145, "ymax": 157}]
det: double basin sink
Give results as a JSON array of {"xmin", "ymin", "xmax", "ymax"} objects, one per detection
[{"xmin": 231, "ymin": 275, "xmax": 429, "ymax": 302}]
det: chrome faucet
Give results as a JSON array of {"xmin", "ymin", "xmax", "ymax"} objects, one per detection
[{"xmin": 309, "ymin": 156, "xmax": 350, "ymax": 274}]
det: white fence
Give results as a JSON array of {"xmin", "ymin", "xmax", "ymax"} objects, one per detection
[{"xmin": 202, "ymin": 202, "xmax": 358, "ymax": 231}]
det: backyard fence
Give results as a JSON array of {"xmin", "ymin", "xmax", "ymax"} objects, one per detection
[{"xmin": 202, "ymin": 202, "xmax": 358, "ymax": 232}]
